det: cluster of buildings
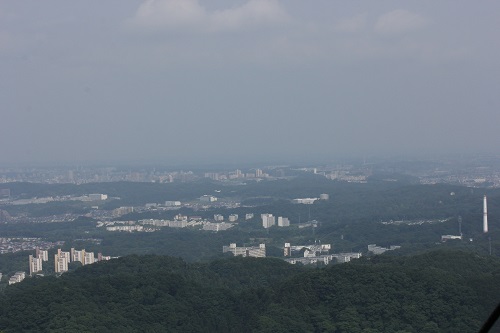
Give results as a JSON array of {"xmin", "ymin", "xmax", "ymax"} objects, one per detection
[
  {"xmin": 27, "ymin": 247, "xmax": 114, "ymax": 276},
  {"xmin": 283, "ymin": 243, "xmax": 361, "ymax": 265},
  {"xmin": 97, "ymin": 214, "xmax": 237, "ymax": 233},
  {"xmin": 103, "ymin": 213, "xmax": 262, "ymax": 233},
  {"xmin": 0, "ymin": 237, "xmax": 64, "ymax": 254},
  {"xmin": 298, "ymin": 166, "xmax": 371, "ymax": 183},
  {"xmin": 200, "ymin": 195, "xmax": 217, "ymax": 202},
  {"xmin": 292, "ymin": 194, "xmax": 329, "ymax": 205},
  {"xmin": 325, "ymin": 172, "xmax": 369, "ymax": 183},
  {"xmin": 7, "ymin": 247, "xmax": 115, "ymax": 285},
  {"xmin": 283, "ymin": 242, "xmax": 361, "ymax": 265},
  {"xmin": 261, "ymin": 214, "xmax": 290, "ymax": 228},
  {"xmin": 5, "ymin": 193, "xmax": 108, "ymax": 206},
  {"xmin": 284, "ymin": 253, "xmax": 362, "ymax": 265},
  {"xmin": 102, "ymin": 211, "xmax": 316, "ymax": 232},
  {"xmin": 367, "ymin": 244, "xmax": 401, "ymax": 255},
  {"xmin": 222, "ymin": 241, "xmax": 362, "ymax": 265},
  {"xmin": 204, "ymin": 169, "xmax": 270, "ymax": 181},
  {"xmin": 0, "ymin": 167, "xmax": 200, "ymax": 184},
  {"xmin": 3, "ymin": 157, "xmax": 500, "ymax": 187},
  {"xmin": 415, "ymin": 166, "xmax": 500, "ymax": 188},
  {"xmin": 222, "ymin": 243, "xmax": 266, "ymax": 258}
]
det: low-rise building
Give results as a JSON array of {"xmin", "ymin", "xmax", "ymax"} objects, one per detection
[
  {"xmin": 200, "ymin": 195, "xmax": 217, "ymax": 202},
  {"xmin": 202, "ymin": 222, "xmax": 233, "ymax": 232},
  {"xmin": 441, "ymin": 235, "xmax": 462, "ymax": 242},
  {"xmin": 9, "ymin": 272, "xmax": 25, "ymax": 285},
  {"xmin": 113, "ymin": 206, "xmax": 134, "ymax": 217},
  {"xmin": 367, "ymin": 244, "xmax": 401, "ymax": 255},
  {"xmin": 106, "ymin": 225, "xmax": 143, "ymax": 232},
  {"xmin": 285, "ymin": 252, "xmax": 361, "ymax": 265},
  {"xmin": 292, "ymin": 198, "xmax": 318, "ymax": 204},
  {"xmin": 223, "ymin": 243, "xmax": 266, "ymax": 258},
  {"xmin": 89, "ymin": 194, "xmax": 108, "ymax": 201},
  {"xmin": 283, "ymin": 243, "xmax": 331, "ymax": 257}
]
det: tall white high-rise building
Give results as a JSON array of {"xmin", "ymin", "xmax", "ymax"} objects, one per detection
[
  {"xmin": 29, "ymin": 254, "xmax": 43, "ymax": 276},
  {"xmin": 57, "ymin": 249, "xmax": 71, "ymax": 262},
  {"xmin": 54, "ymin": 253, "xmax": 69, "ymax": 273},
  {"xmin": 261, "ymin": 214, "xmax": 275, "ymax": 228},
  {"xmin": 483, "ymin": 195, "xmax": 488, "ymax": 233},
  {"xmin": 84, "ymin": 252, "xmax": 95, "ymax": 265},
  {"xmin": 36, "ymin": 248, "xmax": 49, "ymax": 261},
  {"xmin": 277, "ymin": 216, "xmax": 290, "ymax": 227},
  {"xmin": 71, "ymin": 248, "xmax": 85, "ymax": 264}
]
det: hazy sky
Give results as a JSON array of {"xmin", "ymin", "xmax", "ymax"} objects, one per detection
[{"xmin": 1, "ymin": 1, "xmax": 499, "ymax": 165}]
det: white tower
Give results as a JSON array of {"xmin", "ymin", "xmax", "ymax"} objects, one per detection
[{"xmin": 483, "ymin": 195, "xmax": 488, "ymax": 233}]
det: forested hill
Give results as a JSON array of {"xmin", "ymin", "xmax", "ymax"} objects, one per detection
[{"xmin": 1, "ymin": 251, "xmax": 499, "ymax": 333}]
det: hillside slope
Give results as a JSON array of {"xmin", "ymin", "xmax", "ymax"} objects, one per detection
[{"xmin": 0, "ymin": 251, "xmax": 499, "ymax": 333}]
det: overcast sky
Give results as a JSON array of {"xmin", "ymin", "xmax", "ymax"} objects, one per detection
[{"xmin": 1, "ymin": 0, "xmax": 499, "ymax": 166}]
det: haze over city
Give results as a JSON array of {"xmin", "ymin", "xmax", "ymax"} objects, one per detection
[{"xmin": 2, "ymin": 0, "xmax": 500, "ymax": 165}]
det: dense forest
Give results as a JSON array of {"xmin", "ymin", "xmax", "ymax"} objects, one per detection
[{"xmin": 0, "ymin": 250, "xmax": 499, "ymax": 332}]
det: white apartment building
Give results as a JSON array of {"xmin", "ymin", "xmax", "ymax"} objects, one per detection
[
  {"xmin": 277, "ymin": 216, "xmax": 290, "ymax": 227},
  {"xmin": 169, "ymin": 220, "xmax": 187, "ymax": 228},
  {"xmin": 54, "ymin": 253, "xmax": 69, "ymax": 273},
  {"xmin": 71, "ymin": 248, "xmax": 85, "ymax": 264},
  {"xmin": 29, "ymin": 255, "xmax": 43, "ymax": 276},
  {"xmin": 222, "ymin": 243, "xmax": 266, "ymax": 258},
  {"xmin": 36, "ymin": 248, "xmax": 49, "ymax": 261},
  {"xmin": 228, "ymin": 214, "xmax": 238, "ymax": 222},
  {"xmin": 214, "ymin": 214, "xmax": 224, "ymax": 221},
  {"xmin": 84, "ymin": 252, "xmax": 95, "ymax": 265},
  {"xmin": 165, "ymin": 201, "xmax": 181, "ymax": 207},
  {"xmin": 202, "ymin": 222, "xmax": 233, "ymax": 232},
  {"xmin": 113, "ymin": 206, "xmax": 134, "ymax": 216},
  {"xmin": 9, "ymin": 272, "xmax": 25, "ymax": 285},
  {"xmin": 261, "ymin": 214, "xmax": 275, "ymax": 228},
  {"xmin": 89, "ymin": 194, "xmax": 108, "ymax": 201}
]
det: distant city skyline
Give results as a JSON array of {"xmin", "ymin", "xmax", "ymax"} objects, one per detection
[{"xmin": 1, "ymin": 1, "xmax": 500, "ymax": 165}]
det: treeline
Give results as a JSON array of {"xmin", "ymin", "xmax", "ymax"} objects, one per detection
[{"xmin": 0, "ymin": 250, "xmax": 499, "ymax": 332}]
